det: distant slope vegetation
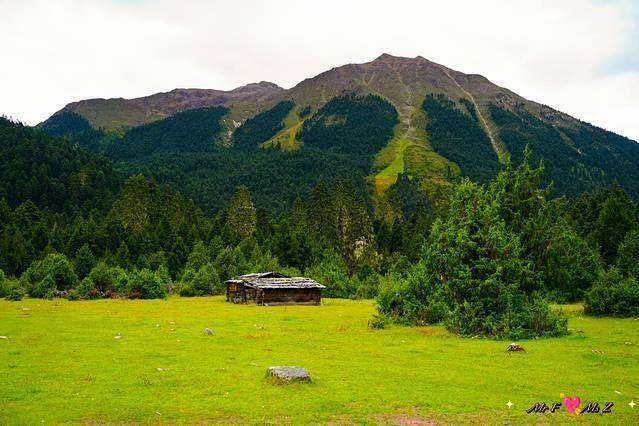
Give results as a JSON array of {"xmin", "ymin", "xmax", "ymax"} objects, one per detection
[
  {"xmin": 422, "ymin": 95, "xmax": 500, "ymax": 183},
  {"xmin": 233, "ymin": 100, "xmax": 294, "ymax": 149},
  {"xmin": 39, "ymin": 111, "xmax": 96, "ymax": 138},
  {"xmin": 39, "ymin": 111, "xmax": 107, "ymax": 152},
  {"xmin": 91, "ymin": 95, "xmax": 398, "ymax": 213},
  {"xmin": 0, "ymin": 117, "xmax": 119, "ymax": 212},
  {"xmin": 107, "ymin": 106, "xmax": 228, "ymax": 160},
  {"xmin": 299, "ymin": 94, "xmax": 398, "ymax": 156},
  {"xmin": 489, "ymin": 104, "xmax": 639, "ymax": 196}
]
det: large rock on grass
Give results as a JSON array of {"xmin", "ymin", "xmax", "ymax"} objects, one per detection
[{"xmin": 266, "ymin": 366, "xmax": 311, "ymax": 383}]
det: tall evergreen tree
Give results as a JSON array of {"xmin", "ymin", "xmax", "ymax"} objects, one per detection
[
  {"xmin": 227, "ymin": 186, "xmax": 257, "ymax": 239},
  {"xmin": 74, "ymin": 244, "xmax": 96, "ymax": 280}
]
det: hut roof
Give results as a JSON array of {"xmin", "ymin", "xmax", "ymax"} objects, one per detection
[{"xmin": 226, "ymin": 273, "xmax": 325, "ymax": 290}]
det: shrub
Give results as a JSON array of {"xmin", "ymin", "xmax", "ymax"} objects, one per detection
[
  {"xmin": 368, "ymin": 313, "xmax": 390, "ymax": 329},
  {"xmin": 376, "ymin": 266, "xmax": 448, "ymax": 326},
  {"xmin": 127, "ymin": 269, "xmax": 167, "ymax": 299},
  {"xmin": 112, "ymin": 267, "xmax": 130, "ymax": 294},
  {"xmin": 21, "ymin": 253, "xmax": 78, "ymax": 297},
  {"xmin": 5, "ymin": 286, "xmax": 24, "ymax": 301},
  {"xmin": 32, "ymin": 275, "xmax": 56, "ymax": 299},
  {"xmin": 180, "ymin": 264, "xmax": 221, "ymax": 297},
  {"xmin": 77, "ymin": 277, "xmax": 100, "ymax": 299},
  {"xmin": 356, "ymin": 273, "xmax": 381, "ymax": 299},
  {"xmin": 585, "ymin": 268, "xmax": 639, "ymax": 317},
  {"xmin": 0, "ymin": 269, "xmax": 6, "ymax": 297},
  {"xmin": 66, "ymin": 289, "xmax": 81, "ymax": 301},
  {"xmin": 87, "ymin": 262, "xmax": 117, "ymax": 293},
  {"xmin": 617, "ymin": 230, "xmax": 639, "ymax": 278},
  {"xmin": 305, "ymin": 249, "xmax": 358, "ymax": 298}
]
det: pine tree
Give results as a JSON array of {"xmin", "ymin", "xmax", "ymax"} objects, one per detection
[
  {"xmin": 185, "ymin": 241, "xmax": 211, "ymax": 271},
  {"xmin": 589, "ymin": 184, "xmax": 637, "ymax": 264},
  {"xmin": 74, "ymin": 244, "xmax": 96, "ymax": 279},
  {"xmin": 290, "ymin": 196, "xmax": 307, "ymax": 231},
  {"xmin": 227, "ymin": 186, "xmax": 257, "ymax": 239},
  {"xmin": 115, "ymin": 242, "xmax": 131, "ymax": 269}
]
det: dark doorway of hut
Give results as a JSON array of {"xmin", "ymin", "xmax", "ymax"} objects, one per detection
[{"xmin": 225, "ymin": 272, "xmax": 326, "ymax": 306}]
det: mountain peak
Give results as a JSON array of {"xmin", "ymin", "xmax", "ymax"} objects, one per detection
[
  {"xmin": 372, "ymin": 53, "xmax": 430, "ymax": 64},
  {"xmin": 234, "ymin": 81, "xmax": 283, "ymax": 91}
]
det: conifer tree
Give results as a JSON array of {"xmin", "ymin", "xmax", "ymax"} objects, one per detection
[
  {"xmin": 74, "ymin": 244, "xmax": 96, "ymax": 280},
  {"xmin": 227, "ymin": 186, "xmax": 257, "ymax": 239}
]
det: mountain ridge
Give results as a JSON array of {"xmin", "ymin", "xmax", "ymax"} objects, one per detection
[{"xmin": 53, "ymin": 81, "xmax": 284, "ymax": 130}]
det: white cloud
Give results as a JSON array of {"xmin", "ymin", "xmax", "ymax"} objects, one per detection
[{"xmin": 0, "ymin": 0, "xmax": 637, "ymax": 140}]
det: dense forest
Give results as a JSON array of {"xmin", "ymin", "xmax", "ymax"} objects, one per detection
[
  {"xmin": 489, "ymin": 103, "xmax": 639, "ymax": 196},
  {"xmin": 233, "ymin": 100, "xmax": 294, "ymax": 149},
  {"xmin": 107, "ymin": 106, "xmax": 229, "ymax": 160},
  {"xmin": 422, "ymin": 94, "xmax": 500, "ymax": 183}
]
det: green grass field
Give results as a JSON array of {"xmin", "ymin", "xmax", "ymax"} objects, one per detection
[{"xmin": 1, "ymin": 298, "xmax": 638, "ymax": 424}]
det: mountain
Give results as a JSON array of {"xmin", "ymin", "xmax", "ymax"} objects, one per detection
[
  {"xmin": 53, "ymin": 81, "xmax": 283, "ymax": 130},
  {"xmin": 42, "ymin": 54, "xmax": 639, "ymax": 214}
]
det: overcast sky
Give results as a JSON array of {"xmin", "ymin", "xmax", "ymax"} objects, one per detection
[{"xmin": 1, "ymin": 0, "xmax": 638, "ymax": 140}]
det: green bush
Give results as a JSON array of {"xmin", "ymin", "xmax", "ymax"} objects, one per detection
[
  {"xmin": 376, "ymin": 267, "xmax": 448, "ymax": 326},
  {"xmin": 0, "ymin": 269, "xmax": 6, "ymax": 297},
  {"xmin": 617, "ymin": 230, "xmax": 639, "ymax": 278},
  {"xmin": 77, "ymin": 277, "xmax": 99, "ymax": 299},
  {"xmin": 33, "ymin": 275, "xmax": 56, "ymax": 299},
  {"xmin": 539, "ymin": 221, "xmax": 602, "ymax": 303},
  {"xmin": 112, "ymin": 267, "xmax": 130, "ymax": 294},
  {"xmin": 66, "ymin": 289, "xmax": 81, "ymax": 301},
  {"xmin": 585, "ymin": 268, "xmax": 639, "ymax": 317},
  {"xmin": 21, "ymin": 253, "xmax": 78, "ymax": 297},
  {"xmin": 305, "ymin": 249, "xmax": 358, "ymax": 298},
  {"xmin": 127, "ymin": 269, "xmax": 167, "ymax": 299},
  {"xmin": 2, "ymin": 274, "xmax": 25, "ymax": 301},
  {"xmin": 5, "ymin": 286, "xmax": 24, "ymax": 301},
  {"xmin": 87, "ymin": 262, "xmax": 117, "ymax": 293},
  {"xmin": 368, "ymin": 312, "xmax": 390, "ymax": 329},
  {"xmin": 180, "ymin": 264, "xmax": 221, "ymax": 297}
]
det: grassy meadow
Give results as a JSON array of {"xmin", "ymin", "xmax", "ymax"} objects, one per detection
[{"xmin": 0, "ymin": 297, "xmax": 638, "ymax": 424}]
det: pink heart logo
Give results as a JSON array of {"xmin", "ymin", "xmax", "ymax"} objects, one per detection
[{"xmin": 563, "ymin": 396, "xmax": 581, "ymax": 414}]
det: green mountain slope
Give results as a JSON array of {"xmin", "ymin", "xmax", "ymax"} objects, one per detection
[
  {"xmin": 41, "ymin": 54, "xmax": 639, "ymax": 213},
  {"xmin": 90, "ymin": 95, "xmax": 398, "ymax": 213}
]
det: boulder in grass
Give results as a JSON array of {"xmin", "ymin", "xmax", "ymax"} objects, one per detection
[
  {"xmin": 266, "ymin": 366, "xmax": 311, "ymax": 383},
  {"xmin": 507, "ymin": 342, "xmax": 525, "ymax": 352}
]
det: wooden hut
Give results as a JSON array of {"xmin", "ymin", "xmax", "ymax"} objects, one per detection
[{"xmin": 225, "ymin": 272, "xmax": 325, "ymax": 305}]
